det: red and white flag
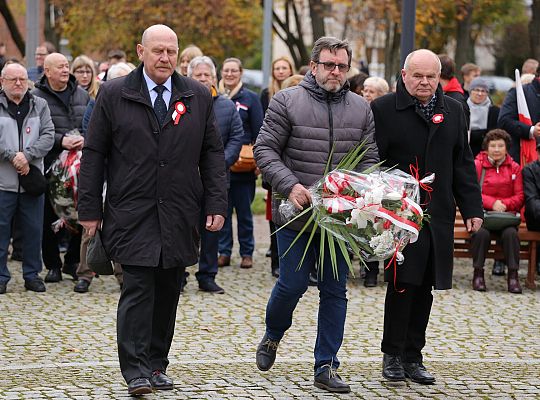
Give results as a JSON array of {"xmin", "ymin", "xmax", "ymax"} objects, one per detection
[{"xmin": 516, "ymin": 69, "xmax": 537, "ymax": 166}]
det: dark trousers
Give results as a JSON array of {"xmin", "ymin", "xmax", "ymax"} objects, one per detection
[
  {"xmin": 269, "ymin": 220, "xmax": 278, "ymax": 269},
  {"xmin": 0, "ymin": 191, "xmax": 44, "ymax": 283},
  {"xmin": 381, "ymin": 265, "xmax": 433, "ymax": 363},
  {"xmin": 266, "ymin": 227, "xmax": 348, "ymax": 375},
  {"xmin": 197, "ymin": 206, "xmax": 218, "ymax": 283},
  {"xmin": 117, "ymin": 264, "xmax": 184, "ymax": 383},
  {"xmin": 470, "ymin": 226, "xmax": 520, "ymax": 270},
  {"xmin": 219, "ymin": 180, "xmax": 255, "ymax": 257},
  {"xmin": 42, "ymin": 194, "xmax": 81, "ymax": 269}
]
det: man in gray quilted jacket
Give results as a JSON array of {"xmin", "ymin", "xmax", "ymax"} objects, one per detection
[{"xmin": 254, "ymin": 36, "xmax": 379, "ymax": 393}]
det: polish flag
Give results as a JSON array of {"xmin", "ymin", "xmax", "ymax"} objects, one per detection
[{"xmin": 516, "ymin": 69, "xmax": 537, "ymax": 166}]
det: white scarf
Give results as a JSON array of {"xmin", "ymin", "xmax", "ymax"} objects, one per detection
[{"xmin": 467, "ymin": 97, "xmax": 491, "ymax": 130}]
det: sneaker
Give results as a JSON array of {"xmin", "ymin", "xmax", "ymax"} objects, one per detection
[
  {"xmin": 256, "ymin": 334, "xmax": 280, "ymax": 371},
  {"xmin": 314, "ymin": 365, "xmax": 351, "ymax": 393},
  {"xmin": 198, "ymin": 279, "xmax": 225, "ymax": 294}
]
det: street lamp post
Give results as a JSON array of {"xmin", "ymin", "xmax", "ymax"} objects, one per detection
[
  {"xmin": 400, "ymin": 0, "xmax": 417, "ymax": 68},
  {"xmin": 262, "ymin": 0, "xmax": 273, "ymax": 89},
  {"xmin": 26, "ymin": 0, "xmax": 40, "ymax": 69}
]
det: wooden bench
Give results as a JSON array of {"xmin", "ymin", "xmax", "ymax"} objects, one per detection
[{"xmin": 454, "ymin": 214, "xmax": 538, "ymax": 290}]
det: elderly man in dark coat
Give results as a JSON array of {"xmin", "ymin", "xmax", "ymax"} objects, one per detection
[
  {"xmin": 371, "ymin": 49, "xmax": 483, "ymax": 385},
  {"xmin": 78, "ymin": 25, "xmax": 227, "ymax": 395}
]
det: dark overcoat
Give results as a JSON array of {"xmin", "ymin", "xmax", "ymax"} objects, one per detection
[
  {"xmin": 371, "ymin": 79, "xmax": 483, "ymax": 289},
  {"xmin": 78, "ymin": 65, "xmax": 227, "ymax": 268}
]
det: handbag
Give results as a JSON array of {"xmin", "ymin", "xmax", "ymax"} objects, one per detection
[
  {"xmin": 482, "ymin": 211, "xmax": 521, "ymax": 231},
  {"xmin": 478, "ymin": 167, "xmax": 521, "ymax": 231},
  {"xmin": 230, "ymin": 144, "xmax": 256, "ymax": 173},
  {"xmin": 86, "ymin": 230, "xmax": 114, "ymax": 275},
  {"xmin": 19, "ymin": 165, "xmax": 47, "ymax": 196}
]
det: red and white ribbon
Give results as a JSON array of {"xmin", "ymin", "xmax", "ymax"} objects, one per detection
[{"xmin": 172, "ymin": 101, "xmax": 186, "ymax": 125}]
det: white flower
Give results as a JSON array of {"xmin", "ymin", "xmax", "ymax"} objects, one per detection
[
  {"xmin": 347, "ymin": 208, "xmax": 368, "ymax": 229},
  {"xmin": 384, "ymin": 191, "xmax": 402, "ymax": 201},
  {"xmin": 369, "ymin": 230, "xmax": 396, "ymax": 257}
]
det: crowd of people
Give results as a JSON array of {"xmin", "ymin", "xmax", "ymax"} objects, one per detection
[{"xmin": 0, "ymin": 28, "xmax": 539, "ymax": 395}]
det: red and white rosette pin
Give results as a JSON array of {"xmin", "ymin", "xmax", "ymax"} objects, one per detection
[
  {"xmin": 432, "ymin": 113, "xmax": 444, "ymax": 124},
  {"xmin": 172, "ymin": 101, "xmax": 186, "ymax": 125}
]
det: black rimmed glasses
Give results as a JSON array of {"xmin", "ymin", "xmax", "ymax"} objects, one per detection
[{"xmin": 316, "ymin": 61, "xmax": 350, "ymax": 73}]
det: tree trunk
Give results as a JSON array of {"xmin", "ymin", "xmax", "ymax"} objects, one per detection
[
  {"xmin": 308, "ymin": 0, "xmax": 326, "ymax": 41},
  {"xmin": 271, "ymin": 0, "xmax": 310, "ymax": 70},
  {"xmin": 0, "ymin": 0, "xmax": 25, "ymax": 55},
  {"xmin": 454, "ymin": 1, "xmax": 475, "ymax": 71},
  {"xmin": 530, "ymin": 0, "xmax": 540, "ymax": 61}
]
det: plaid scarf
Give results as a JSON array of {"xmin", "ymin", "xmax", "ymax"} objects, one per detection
[{"xmin": 413, "ymin": 94, "xmax": 438, "ymax": 120}]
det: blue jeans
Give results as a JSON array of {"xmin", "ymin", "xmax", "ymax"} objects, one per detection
[
  {"xmin": 218, "ymin": 180, "xmax": 255, "ymax": 257},
  {"xmin": 0, "ymin": 190, "xmax": 44, "ymax": 283},
  {"xmin": 265, "ymin": 227, "xmax": 349, "ymax": 375},
  {"xmin": 196, "ymin": 203, "xmax": 218, "ymax": 282}
]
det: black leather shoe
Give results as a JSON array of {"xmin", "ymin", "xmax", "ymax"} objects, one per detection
[
  {"xmin": 364, "ymin": 272, "xmax": 378, "ymax": 287},
  {"xmin": 271, "ymin": 266, "xmax": 279, "ymax": 278},
  {"xmin": 314, "ymin": 366, "xmax": 351, "ymax": 393},
  {"xmin": 265, "ymin": 248, "xmax": 272, "ymax": 257},
  {"xmin": 382, "ymin": 353, "xmax": 406, "ymax": 381},
  {"xmin": 0, "ymin": 282, "xmax": 6, "ymax": 294},
  {"xmin": 74, "ymin": 279, "xmax": 90, "ymax": 293},
  {"xmin": 308, "ymin": 271, "xmax": 318, "ymax": 286},
  {"xmin": 256, "ymin": 334, "xmax": 280, "ymax": 371},
  {"xmin": 127, "ymin": 377, "xmax": 152, "ymax": 395},
  {"xmin": 492, "ymin": 260, "xmax": 505, "ymax": 276},
  {"xmin": 24, "ymin": 278, "xmax": 46, "ymax": 292},
  {"xmin": 198, "ymin": 279, "xmax": 225, "ymax": 294},
  {"xmin": 62, "ymin": 263, "xmax": 79, "ymax": 280},
  {"xmin": 45, "ymin": 268, "xmax": 62, "ymax": 283},
  {"xmin": 403, "ymin": 362, "xmax": 436, "ymax": 384},
  {"xmin": 150, "ymin": 370, "xmax": 173, "ymax": 390}
]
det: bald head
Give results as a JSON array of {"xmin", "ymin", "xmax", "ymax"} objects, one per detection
[
  {"xmin": 401, "ymin": 49, "xmax": 441, "ymax": 104},
  {"xmin": 141, "ymin": 24, "xmax": 178, "ymax": 47},
  {"xmin": 1, "ymin": 62, "xmax": 27, "ymax": 78},
  {"xmin": 404, "ymin": 49, "xmax": 441, "ymax": 73},
  {"xmin": 137, "ymin": 24, "xmax": 179, "ymax": 84},
  {"xmin": 44, "ymin": 53, "xmax": 70, "ymax": 91}
]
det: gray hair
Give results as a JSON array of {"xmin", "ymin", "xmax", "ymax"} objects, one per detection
[
  {"xmin": 403, "ymin": 49, "xmax": 442, "ymax": 73},
  {"xmin": 222, "ymin": 57, "xmax": 243, "ymax": 71},
  {"xmin": 187, "ymin": 56, "xmax": 217, "ymax": 79},
  {"xmin": 363, "ymin": 77, "xmax": 389, "ymax": 94},
  {"xmin": 311, "ymin": 36, "xmax": 352, "ymax": 65},
  {"xmin": 107, "ymin": 62, "xmax": 135, "ymax": 80}
]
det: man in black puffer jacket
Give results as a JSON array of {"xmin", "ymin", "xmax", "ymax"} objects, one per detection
[
  {"xmin": 254, "ymin": 36, "xmax": 379, "ymax": 393},
  {"xmin": 32, "ymin": 52, "xmax": 90, "ymax": 284}
]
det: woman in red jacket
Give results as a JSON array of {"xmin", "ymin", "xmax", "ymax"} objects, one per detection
[{"xmin": 471, "ymin": 129, "xmax": 524, "ymax": 293}]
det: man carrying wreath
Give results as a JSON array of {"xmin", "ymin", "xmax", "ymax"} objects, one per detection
[{"xmin": 254, "ymin": 36, "xmax": 379, "ymax": 393}]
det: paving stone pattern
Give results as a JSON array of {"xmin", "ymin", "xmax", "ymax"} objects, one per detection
[{"xmin": 0, "ymin": 215, "xmax": 538, "ymax": 399}]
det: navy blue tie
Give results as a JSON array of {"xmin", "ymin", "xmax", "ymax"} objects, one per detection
[{"xmin": 153, "ymin": 85, "xmax": 167, "ymax": 126}]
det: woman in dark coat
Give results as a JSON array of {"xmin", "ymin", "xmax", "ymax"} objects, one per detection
[{"xmin": 467, "ymin": 78, "xmax": 500, "ymax": 157}]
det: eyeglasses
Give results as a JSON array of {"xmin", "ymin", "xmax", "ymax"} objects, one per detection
[
  {"xmin": 74, "ymin": 69, "xmax": 93, "ymax": 76},
  {"xmin": 471, "ymin": 88, "xmax": 488, "ymax": 94},
  {"xmin": 2, "ymin": 77, "xmax": 27, "ymax": 84},
  {"xmin": 222, "ymin": 69, "xmax": 240, "ymax": 75},
  {"xmin": 316, "ymin": 61, "xmax": 350, "ymax": 73},
  {"xmin": 35, "ymin": 53, "xmax": 48, "ymax": 57}
]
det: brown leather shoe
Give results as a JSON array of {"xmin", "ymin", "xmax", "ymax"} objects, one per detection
[
  {"xmin": 507, "ymin": 270, "xmax": 522, "ymax": 294},
  {"xmin": 240, "ymin": 256, "xmax": 253, "ymax": 269},
  {"xmin": 217, "ymin": 255, "xmax": 231, "ymax": 267},
  {"xmin": 472, "ymin": 268, "xmax": 486, "ymax": 291}
]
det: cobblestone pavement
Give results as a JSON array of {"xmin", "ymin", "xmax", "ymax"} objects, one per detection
[{"xmin": 0, "ymin": 215, "xmax": 539, "ymax": 399}]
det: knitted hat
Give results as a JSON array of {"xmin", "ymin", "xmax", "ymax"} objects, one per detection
[{"xmin": 469, "ymin": 77, "xmax": 489, "ymax": 91}]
